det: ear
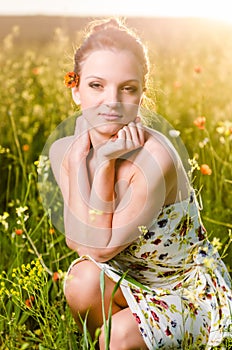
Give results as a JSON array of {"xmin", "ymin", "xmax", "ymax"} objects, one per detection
[{"xmin": 72, "ymin": 86, "xmax": 81, "ymax": 105}]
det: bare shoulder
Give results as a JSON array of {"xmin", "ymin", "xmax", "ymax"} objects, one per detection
[
  {"xmin": 142, "ymin": 127, "xmax": 190, "ymax": 201},
  {"xmin": 143, "ymin": 127, "xmax": 179, "ymax": 168},
  {"xmin": 49, "ymin": 136, "xmax": 75, "ymax": 157}
]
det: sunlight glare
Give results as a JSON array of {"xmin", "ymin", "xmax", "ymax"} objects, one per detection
[{"xmin": 0, "ymin": 0, "xmax": 232, "ymax": 24}]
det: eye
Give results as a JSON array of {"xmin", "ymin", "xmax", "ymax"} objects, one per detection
[
  {"xmin": 89, "ymin": 82, "xmax": 103, "ymax": 90},
  {"xmin": 121, "ymin": 85, "xmax": 138, "ymax": 93}
]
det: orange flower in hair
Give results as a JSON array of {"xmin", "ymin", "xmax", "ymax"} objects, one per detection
[{"xmin": 64, "ymin": 71, "xmax": 79, "ymax": 88}]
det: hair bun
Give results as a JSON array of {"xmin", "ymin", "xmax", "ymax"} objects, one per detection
[{"xmin": 90, "ymin": 18, "xmax": 122, "ymax": 33}]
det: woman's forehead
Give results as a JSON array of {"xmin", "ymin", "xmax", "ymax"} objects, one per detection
[{"xmin": 80, "ymin": 49, "xmax": 143, "ymax": 76}]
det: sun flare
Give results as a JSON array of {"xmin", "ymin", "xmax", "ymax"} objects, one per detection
[{"xmin": 0, "ymin": 0, "xmax": 232, "ymax": 25}]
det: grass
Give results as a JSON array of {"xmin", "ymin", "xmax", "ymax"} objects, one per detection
[{"xmin": 0, "ymin": 18, "xmax": 232, "ymax": 349}]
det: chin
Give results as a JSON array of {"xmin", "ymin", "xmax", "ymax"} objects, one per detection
[{"xmin": 95, "ymin": 122, "xmax": 124, "ymax": 136}]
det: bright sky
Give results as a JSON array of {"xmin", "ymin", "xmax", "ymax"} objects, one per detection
[{"xmin": 1, "ymin": 0, "xmax": 232, "ymax": 23}]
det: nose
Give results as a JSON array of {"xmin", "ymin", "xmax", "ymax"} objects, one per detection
[{"xmin": 104, "ymin": 87, "xmax": 120, "ymax": 107}]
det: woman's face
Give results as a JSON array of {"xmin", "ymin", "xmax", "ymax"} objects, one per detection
[{"xmin": 73, "ymin": 49, "xmax": 144, "ymax": 136}]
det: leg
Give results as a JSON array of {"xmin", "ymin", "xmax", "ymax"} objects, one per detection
[
  {"xmin": 99, "ymin": 307, "xmax": 148, "ymax": 350},
  {"xmin": 64, "ymin": 260, "xmax": 127, "ymax": 337}
]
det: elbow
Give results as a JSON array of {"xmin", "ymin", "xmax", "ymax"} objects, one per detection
[
  {"xmin": 77, "ymin": 247, "xmax": 113, "ymax": 262},
  {"xmin": 66, "ymin": 237, "xmax": 79, "ymax": 251},
  {"xmin": 77, "ymin": 245, "xmax": 127, "ymax": 263},
  {"xmin": 65, "ymin": 235, "xmax": 127, "ymax": 262}
]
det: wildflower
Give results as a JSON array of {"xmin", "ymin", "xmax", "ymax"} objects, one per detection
[
  {"xmin": 211, "ymin": 237, "xmax": 222, "ymax": 252},
  {"xmin": 216, "ymin": 120, "xmax": 232, "ymax": 137},
  {"xmin": 188, "ymin": 157, "xmax": 200, "ymax": 173},
  {"xmin": 0, "ymin": 146, "xmax": 10, "ymax": 154},
  {"xmin": 64, "ymin": 71, "xmax": 79, "ymax": 88},
  {"xmin": 199, "ymin": 138, "xmax": 209, "ymax": 148},
  {"xmin": 193, "ymin": 116, "xmax": 206, "ymax": 130},
  {"xmin": 32, "ymin": 67, "xmax": 40, "ymax": 75},
  {"xmin": 49, "ymin": 227, "xmax": 55, "ymax": 234},
  {"xmin": 169, "ymin": 129, "xmax": 180, "ymax": 138},
  {"xmin": 16, "ymin": 206, "xmax": 29, "ymax": 223},
  {"xmin": 16, "ymin": 206, "xmax": 28, "ymax": 217},
  {"xmin": 22, "ymin": 144, "xmax": 29, "ymax": 152},
  {"xmin": 0, "ymin": 212, "xmax": 9, "ymax": 230},
  {"xmin": 15, "ymin": 228, "xmax": 23, "ymax": 235},
  {"xmin": 25, "ymin": 295, "xmax": 35, "ymax": 308},
  {"xmin": 173, "ymin": 81, "xmax": 182, "ymax": 89},
  {"xmin": 34, "ymin": 329, "xmax": 42, "ymax": 336},
  {"xmin": 52, "ymin": 272, "xmax": 60, "ymax": 282},
  {"xmin": 200, "ymin": 164, "xmax": 212, "ymax": 175},
  {"xmin": 35, "ymin": 155, "xmax": 50, "ymax": 178},
  {"xmin": 194, "ymin": 65, "xmax": 202, "ymax": 73}
]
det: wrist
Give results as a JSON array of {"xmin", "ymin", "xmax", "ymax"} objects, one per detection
[{"xmin": 95, "ymin": 156, "xmax": 116, "ymax": 168}]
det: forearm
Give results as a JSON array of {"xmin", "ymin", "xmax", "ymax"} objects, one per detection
[
  {"xmin": 64, "ymin": 156, "xmax": 91, "ymax": 244},
  {"xmin": 88, "ymin": 160, "xmax": 115, "ymax": 247},
  {"xmin": 89, "ymin": 158, "xmax": 116, "ymax": 228},
  {"xmin": 65, "ymin": 156, "xmax": 116, "ymax": 248}
]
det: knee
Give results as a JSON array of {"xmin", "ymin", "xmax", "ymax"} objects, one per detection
[
  {"xmin": 98, "ymin": 319, "xmax": 130, "ymax": 350},
  {"xmin": 64, "ymin": 260, "xmax": 102, "ymax": 311}
]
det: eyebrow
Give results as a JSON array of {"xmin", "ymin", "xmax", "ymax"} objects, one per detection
[
  {"xmin": 85, "ymin": 76, "xmax": 140, "ymax": 84},
  {"xmin": 85, "ymin": 75, "xmax": 104, "ymax": 80}
]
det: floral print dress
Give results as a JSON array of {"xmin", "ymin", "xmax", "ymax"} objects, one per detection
[{"xmin": 66, "ymin": 190, "xmax": 232, "ymax": 349}]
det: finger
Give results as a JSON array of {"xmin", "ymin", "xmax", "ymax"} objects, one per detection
[
  {"xmin": 136, "ymin": 122, "xmax": 145, "ymax": 145},
  {"xmin": 123, "ymin": 125, "xmax": 133, "ymax": 141},
  {"xmin": 128, "ymin": 122, "xmax": 143, "ymax": 146},
  {"xmin": 117, "ymin": 128, "xmax": 126, "ymax": 139},
  {"xmin": 135, "ymin": 116, "xmax": 141, "ymax": 123}
]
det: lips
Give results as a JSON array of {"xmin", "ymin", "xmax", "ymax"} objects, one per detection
[{"xmin": 98, "ymin": 113, "xmax": 123, "ymax": 121}]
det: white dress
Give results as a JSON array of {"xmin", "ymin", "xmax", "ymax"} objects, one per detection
[{"xmin": 65, "ymin": 190, "xmax": 232, "ymax": 349}]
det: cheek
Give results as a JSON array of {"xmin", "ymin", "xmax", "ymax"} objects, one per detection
[
  {"xmin": 79, "ymin": 95, "xmax": 100, "ymax": 110},
  {"xmin": 121, "ymin": 103, "xmax": 140, "ymax": 123}
]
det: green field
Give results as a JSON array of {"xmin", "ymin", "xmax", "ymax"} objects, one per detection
[{"xmin": 0, "ymin": 16, "xmax": 231, "ymax": 349}]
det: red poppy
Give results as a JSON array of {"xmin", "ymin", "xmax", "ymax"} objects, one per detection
[
  {"xmin": 25, "ymin": 295, "xmax": 35, "ymax": 308},
  {"xmin": 173, "ymin": 81, "xmax": 182, "ymax": 89},
  {"xmin": 52, "ymin": 272, "xmax": 60, "ymax": 282},
  {"xmin": 64, "ymin": 72, "xmax": 79, "ymax": 88},
  {"xmin": 194, "ymin": 65, "xmax": 202, "ymax": 73},
  {"xmin": 15, "ymin": 228, "xmax": 23, "ymax": 235},
  {"xmin": 32, "ymin": 67, "xmax": 40, "ymax": 75},
  {"xmin": 193, "ymin": 116, "xmax": 206, "ymax": 130},
  {"xmin": 22, "ymin": 144, "xmax": 29, "ymax": 152},
  {"xmin": 200, "ymin": 164, "xmax": 212, "ymax": 175}
]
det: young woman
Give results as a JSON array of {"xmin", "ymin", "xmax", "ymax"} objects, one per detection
[{"xmin": 49, "ymin": 18, "xmax": 232, "ymax": 350}]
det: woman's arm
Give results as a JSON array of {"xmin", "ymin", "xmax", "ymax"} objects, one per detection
[
  {"xmin": 50, "ymin": 119, "xmax": 177, "ymax": 262},
  {"xmin": 63, "ymin": 120, "xmax": 145, "ymax": 249}
]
